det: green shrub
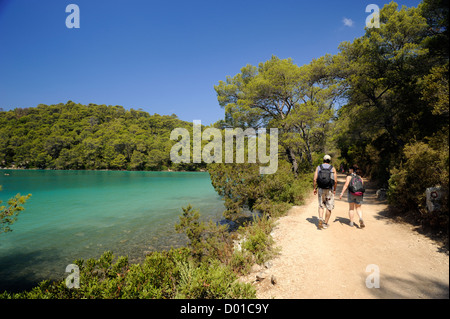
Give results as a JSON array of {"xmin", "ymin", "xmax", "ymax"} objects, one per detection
[
  {"xmin": 239, "ymin": 215, "xmax": 277, "ymax": 265},
  {"xmin": 388, "ymin": 139, "xmax": 448, "ymax": 230},
  {"xmin": 175, "ymin": 259, "xmax": 255, "ymax": 299},
  {"xmin": 175, "ymin": 205, "xmax": 234, "ymax": 263},
  {"xmin": 229, "ymin": 249, "xmax": 254, "ymax": 275},
  {"xmin": 208, "ymin": 159, "xmax": 311, "ymax": 220},
  {"xmin": 0, "ymin": 187, "xmax": 32, "ymax": 235}
]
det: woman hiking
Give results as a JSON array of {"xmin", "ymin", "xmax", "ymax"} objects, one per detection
[{"xmin": 339, "ymin": 164, "xmax": 365, "ymax": 228}]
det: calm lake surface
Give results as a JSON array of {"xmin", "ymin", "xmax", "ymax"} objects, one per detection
[{"xmin": 0, "ymin": 169, "xmax": 225, "ymax": 292}]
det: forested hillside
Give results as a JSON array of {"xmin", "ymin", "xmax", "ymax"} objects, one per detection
[{"xmin": 0, "ymin": 101, "xmax": 201, "ymax": 171}]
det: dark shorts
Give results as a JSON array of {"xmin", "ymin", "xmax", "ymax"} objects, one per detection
[{"xmin": 348, "ymin": 192, "xmax": 363, "ymax": 204}]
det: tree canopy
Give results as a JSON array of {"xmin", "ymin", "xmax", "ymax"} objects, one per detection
[{"xmin": 214, "ymin": 55, "xmax": 339, "ymax": 174}]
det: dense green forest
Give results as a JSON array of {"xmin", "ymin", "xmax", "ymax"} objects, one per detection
[{"xmin": 0, "ymin": 101, "xmax": 203, "ymax": 171}]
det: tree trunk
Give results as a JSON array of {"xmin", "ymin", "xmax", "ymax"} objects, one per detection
[{"xmin": 286, "ymin": 147, "xmax": 298, "ymax": 177}]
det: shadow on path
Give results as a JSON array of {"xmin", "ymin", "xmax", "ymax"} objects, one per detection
[{"xmin": 363, "ymin": 272, "xmax": 449, "ymax": 299}]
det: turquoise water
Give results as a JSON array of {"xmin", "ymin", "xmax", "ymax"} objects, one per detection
[{"xmin": 0, "ymin": 170, "xmax": 225, "ymax": 292}]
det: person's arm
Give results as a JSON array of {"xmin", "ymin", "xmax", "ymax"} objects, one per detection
[
  {"xmin": 313, "ymin": 167, "xmax": 318, "ymax": 194},
  {"xmin": 332, "ymin": 167, "xmax": 337, "ymax": 194},
  {"xmin": 339, "ymin": 176, "xmax": 350, "ymax": 199}
]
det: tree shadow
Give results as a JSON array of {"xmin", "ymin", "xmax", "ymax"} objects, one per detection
[
  {"xmin": 363, "ymin": 272, "xmax": 449, "ymax": 299},
  {"xmin": 373, "ymin": 207, "xmax": 398, "ymax": 223},
  {"xmin": 374, "ymin": 207, "xmax": 449, "ymax": 255},
  {"xmin": 0, "ymin": 248, "xmax": 63, "ymax": 293},
  {"xmin": 219, "ymin": 214, "xmax": 260, "ymax": 232}
]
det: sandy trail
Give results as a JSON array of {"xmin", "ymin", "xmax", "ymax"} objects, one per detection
[{"xmin": 246, "ymin": 174, "xmax": 449, "ymax": 299}]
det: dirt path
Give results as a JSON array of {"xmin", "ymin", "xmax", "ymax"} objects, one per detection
[{"xmin": 245, "ymin": 174, "xmax": 449, "ymax": 299}]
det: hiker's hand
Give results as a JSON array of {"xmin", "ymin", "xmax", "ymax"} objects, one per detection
[
  {"xmin": 313, "ymin": 188, "xmax": 317, "ymax": 195},
  {"xmin": 339, "ymin": 193, "xmax": 343, "ymax": 200}
]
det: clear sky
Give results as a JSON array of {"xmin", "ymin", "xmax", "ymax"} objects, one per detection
[{"xmin": 0, "ymin": 0, "xmax": 422, "ymax": 125}]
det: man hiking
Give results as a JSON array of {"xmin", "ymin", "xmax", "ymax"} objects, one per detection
[{"xmin": 313, "ymin": 155, "xmax": 337, "ymax": 229}]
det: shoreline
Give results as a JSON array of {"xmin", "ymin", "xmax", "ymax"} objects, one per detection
[{"xmin": 0, "ymin": 169, "xmax": 225, "ymax": 294}]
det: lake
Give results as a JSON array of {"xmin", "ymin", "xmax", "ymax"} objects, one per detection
[{"xmin": 0, "ymin": 169, "xmax": 225, "ymax": 292}]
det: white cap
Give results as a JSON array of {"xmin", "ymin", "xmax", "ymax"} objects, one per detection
[{"xmin": 323, "ymin": 155, "xmax": 331, "ymax": 161}]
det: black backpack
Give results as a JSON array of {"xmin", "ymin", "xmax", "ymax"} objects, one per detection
[
  {"xmin": 349, "ymin": 174, "xmax": 365, "ymax": 194},
  {"xmin": 317, "ymin": 164, "xmax": 334, "ymax": 189}
]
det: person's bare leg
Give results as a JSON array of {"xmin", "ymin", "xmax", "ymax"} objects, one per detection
[
  {"xmin": 318, "ymin": 207, "xmax": 324, "ymax": 228},
  {"xmin": 325, "ymin": 209, "xmax": 332, "ymax": 224},
  {"xmin": 318, "ymin": 207, "xmax": 324, "ymax": 221},
  {"xmin": 356, "ymin": 204, "xmax": 364, "ymax": 228},
  {"xmin": 348, "ymin": 202, "xmax": 355, "ymax": 227}
]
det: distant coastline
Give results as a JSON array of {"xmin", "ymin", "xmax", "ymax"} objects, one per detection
[{"xmin": 1, "ymin": 167, "xmax": 207, "ymax": 172}]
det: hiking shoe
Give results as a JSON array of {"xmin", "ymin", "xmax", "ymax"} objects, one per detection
[
  {"xmin": 359, "ymin": 220, "xmax": 365, "ymax": 229},
  {"xmin": 318, "ymin": 219, "xmax": 323, "ymax": 229},
  {"xmin": 323, "ymin": 223, "xmax": 328, "ymax": 229},
  {"xmin": 349, "ymin": 221, "xmax": 354, "ymax": 227}
]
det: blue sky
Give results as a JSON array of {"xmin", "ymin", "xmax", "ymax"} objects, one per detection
[{"xmin": 0, "ymin": 0, "xmax": 422, "ymax": 125}]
